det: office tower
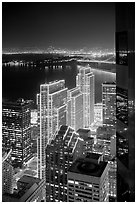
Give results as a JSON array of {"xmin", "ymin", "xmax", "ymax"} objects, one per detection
[
  {"xmin": 46, "ymin": 125, "xmax": 84, "ymax": 202},
  {"xmin": 102, "ymin": 82, "xmax": 116, "ymax": 127},
  {"xmin": 2, "ymin": 99, "xmax": 32, "ymax": 166},
  {"xmin": 2, "ymin": 149, "xmax": 14, "ymax": 195},
  {"xmin": 3, "ymin": 175, "xmax": 45, "ymax": 202},
  {"xmin": 76, "ymin": 66, "xmax": 95, "ymax": 128},
  {"xmin": 37, "ymin": 80, "xmax": 68, "ymax": 181},
  {"xmin": 116, "ymin": 3, "xmax": 135, "ymax": 201},
  {"xmin": 67, "ymin": 153, "xmax": 109, "ymax": 202},
  {"xmin": 94, "ymin": 103, "xmax": 103, "ymax": 122},
  {"xmin": 67, "ymin": 87, "xmax": 83, "ymax": 131}
]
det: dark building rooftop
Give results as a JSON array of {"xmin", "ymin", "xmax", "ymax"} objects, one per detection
[
  {"xmin": 3, "ymin": 193, "xmax": 20, "ymax": 202},
  {"xmin": 3, "ymin": 175, "xmax": 42, "ymax": 202},
  {"xmin": 102, "ymin": 81, "xmax": 116, "ymax": 85},
  {"xmin": 18, "ymin": 175, "xmax": 41, "ymax": 185},
  {"xmin": 68, "ymin": 157, "xmax": 107, "ymax": 177},
  {"xmin": 77, "ymin": 128, "xmax": 91, "ymax": 141},
  {"xmin": 77, "ymin": 129, "xmax": 91, "ymax": 134},
  {"xmin": 86, "ymin": 153, "xmax": 101, "ymax": 160}
]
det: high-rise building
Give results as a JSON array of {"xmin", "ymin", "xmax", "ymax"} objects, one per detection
[
  {"xmin": 46, "ymin": 125, "xmax": 84, "ymax": 202},
  {"xmin": 2, "ymin": 149, "xmax": 14, "ymax": 195},
  {"xmin": 2, "ymin": 99, "xmax": 32, "ymax": 166},
  {"xmin": 102, "ymin": 82, "xmax": 116, "ymax": 127},
  {"xmin": 76, "ymin": 66, "xmax": 95, "ymax": 128},
  {"xmin": 67, "ymin": 153, "xmax": 109, "ymax": 202},
  {"xmin": 116, "ymin": 3, "xmax": 135, "ymax": 201},
  {"xmin": 67, "ymin": 87, "xmax": 83, "ymax": 131},
  {"xmin": 37, "ymin": 80, "xmax": 68, "ymax": 181}
]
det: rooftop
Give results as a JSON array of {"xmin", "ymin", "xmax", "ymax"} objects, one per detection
[
  {"xmin": 102, "ymin": 81, "xmax": 116, "ymax": 85},
  {"xmin": 86, "ymin": 153, "xmax": 101, "ymax": 160},
  {"xmin": 3, "ymin": 175, "xmax": 43, "ymax": 202},
  {"xmin": 68, "ymin": 157, "xmax": 107, "ymax": 177},
  {"xmin": 3, "ymin": 193, "xmax": 20, "ymax": 202},
  {"xmin": 18, "ymin": 175, "xmax": 41, "ymax": 185},
  {"xmin": 77, "ymin": 129, "xmax": 91, "ymax": 134}
]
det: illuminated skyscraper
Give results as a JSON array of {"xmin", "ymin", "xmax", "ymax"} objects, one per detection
[
  {"xmin": 2, "ymin": 99, "xmax": 32, "ymax": 166},
  {"xmin": 102, "ymin": 82, "xmax": 116, "ymax": 127},
  {"xmin": 37, "ymin": 80, "xmax": 68, "ymax": 181},
  {"xmin": 67, "ymin": 87, "xmax": 83, "ymax": 131},
  {"xmin": 76, "ymin": 66, "xmax": 95, "ymax": 128}
]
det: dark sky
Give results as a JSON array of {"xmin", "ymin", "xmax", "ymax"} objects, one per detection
[{"xmin": 2, "ymin": 2, "xmax": 115, "ymax": 51}]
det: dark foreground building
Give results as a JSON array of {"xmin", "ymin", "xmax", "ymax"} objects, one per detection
[{"xmin": 116, "ymin": 2, "xmax": 135, "ymax": 201}]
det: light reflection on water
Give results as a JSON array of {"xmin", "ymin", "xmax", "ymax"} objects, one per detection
[{"xmin": 2, "ymin": 65, "xmax": 116, "ymax": 103}]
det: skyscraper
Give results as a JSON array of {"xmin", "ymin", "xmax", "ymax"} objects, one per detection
[
  {"xmin": 76, "ymin": 66, "xmax": 95, "ymax": 128},
  {"xmin": 37, "ymin": 80, "xmax": 68, "ymax": 181},
  {"xmin": 102, "ymin": 82, "xmax": 116, "ymax": 127},
  {"xmin": 2, "ymin": 99, "xmax": 32, "ymax": 166},
  {"xmin": 67, "ymin": 87, "xmax": 83, "ymax": 131},
  {"xmin": 46, "ymin": 125, "xmax": 84, "ymax": 202}
]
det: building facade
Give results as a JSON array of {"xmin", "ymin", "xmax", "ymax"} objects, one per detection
[
  {"xmin": 2, "ymin": 99, "xmax": 32, "ymax": 166},
  {"xmin": 37, "ymin": 80, "xmax": 68, "ymax": 181},
  {"xmin": 116, "ymin": 3, "xmax": 135, "ymax": 201},
  {"xmin": 77, "ymin": 129, "xmax": 94, "ymax": 155},
  {"xmin": 76, "ymin": 66, "xmax": 95, "ymax": 128},
  {"xmin": 102, "ymin": 82, "xmax": 116, "ymax": 127},
  {"xmin": 67, "ymin": 155, "xmax": 109, "ymax": 202},
  {"xmin": 2, "ymin": 149, "xmax": 14, "ymax": 195},
  {"xmin": 94, "ymin": 103, "xmax": 103, "ymax": 122},
  {"xmin": 67, "ymin": 87, "xmax": 83, "ymax": 131}
]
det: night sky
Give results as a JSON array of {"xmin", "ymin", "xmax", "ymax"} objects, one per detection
[{"xmin": 2, "ymin": 2, "xmax": 115, "ymax": 51}]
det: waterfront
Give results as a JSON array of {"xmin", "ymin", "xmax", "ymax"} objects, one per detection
[{"xmin": 2, "ymin": 63, "xmax": 116, "ymax": 104}]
